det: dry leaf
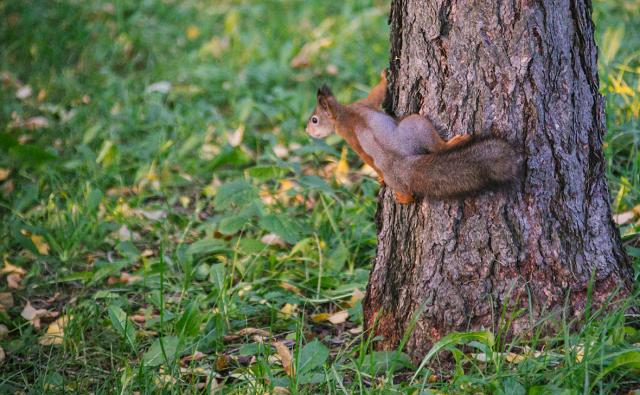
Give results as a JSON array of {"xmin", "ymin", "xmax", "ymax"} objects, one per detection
[
  {"xmin": 39, "ymin": 315, "xmax": 71, "ymax": 346},
  {"xmin": 130, "ymin": 314, "xmax": 146, "ymax": 323},
  {"xmin": 0, "ymin": 293, "xmax": 14, "ymax": 311},
  {"xmin": 279, "ymin": 303, "xmax": 297, "ymax": 319},
  {"xmin": 37, "ymin": 89, "xmax": 47, "ymax": 101},
  {"xmin": 200, "ymin": 36, "xmax": 229, "ymax": 59},
  {"xmin": 223, "ymin": 327, "xmax": 271, "ymax": 342},
  {"xmin": 6, "ymin": 273, "xmax": 23, "ymax": 289},
  {"xmin": 348, "ymin": 289, "xmax": 365, "ymax": 307},
  {"xmin": 273, "ymin": 144, "xmax": 289, "ymax": 159},
  {"xmin": 261, "ymin": 233, "xmax": 286, "ymax": 247},
  {"xmin": 181, "ymin": 351, "xmax": 206, "ymax": 364},
  {"xmin": 326, "ymin": 64, "xmax": 338, "ymax": 75},
  {"xmin": 328, "ymin": 310, "xmax": 349, "ymax": 324},
  {"xmin": 273, "ymin": 342, "xmax": 293, "ymax": 376},
  {"xmin": 227, "ymin": 126, "xmax": 244, "ymax": 147},
  {"xmin": 279, "ymin": 282, "xmax": 301, "ymax": 295},
  {"xmin": 613, "ymin": 211, "xmax": 635, "ymax": 225},
  {"xmin": 23, "ymin": 116, "xmax": 49, "ymax": 129},
  {"xmin": 0, "ymin": 346, "xmax": 4, "ymax": 366},
  {"xmin": 349, "ymin": 326, "xmax": 363, "ymax": 335},
  {"xmin": 186, "ymin": 25, "xmax": 200, "ymax": 40},
  {"xmin": 0, "ymin": 168, "xmax": 10, "ymax": 182},
  {"xmin": 0, "ymin": 324, "xmax": 8, "ymax": 339},
  {"xmin": 30, "ymin": 234, "xmax": 50, "ymax": 255},
  {"xmin": 145, "ymin": 81, "xmax": 171, "ymax": 94},
  {"xmin": 138, "ymin": 209, "xmax": 166, "ymax": 221},
  {"xmin": 505, "ymin": 352, "xmax": 526, "ymax": 364},
  {"xmin": 16, "ymin": 85, "xmax": 32, "ymax": 100},
  {"xmin": 311, "ymin": 313, "xmax": 331, "ymax": 323},
  {"xmin": 2, "ymin": 260, "xmax": 26, "ymax": 275},
  {"xmin": 21, "ymin": 302, "xmax": 58, "ymax": 330},
  {"xmin": 290, "ymin": 38, "xmax": 332, "ymax": 68},
  {"xmin": 335, "ymin": 146, "xmax": 350, "ymax": 185},
  {"xmin": 117, "ymin": 225, "xmax": 133, "ymax": 241}
]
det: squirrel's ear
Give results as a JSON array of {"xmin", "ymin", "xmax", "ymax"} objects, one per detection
[{"xmin": 317, "ymin": 85, "xmax": 335, "ymax": 113}]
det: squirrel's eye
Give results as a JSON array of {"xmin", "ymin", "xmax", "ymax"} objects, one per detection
[{"xmin": 311, "ymin": 116, "xmax": 319, "ymax": 124}]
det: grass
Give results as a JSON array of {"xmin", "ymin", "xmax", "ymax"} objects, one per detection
[{"xmin": 1, "ymin": 0, "xmax": 639, "ymax": 393}]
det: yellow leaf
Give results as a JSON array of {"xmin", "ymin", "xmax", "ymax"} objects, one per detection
[
  {"xmin": 39, "ymin": 315, "xmax": 71, "ymax": 346},
  {"xmin": 348, "ymin": 289, "xmax": 365, "ymax": 307},
  {"xmin": 310, "ymin": 313, "xmax": 331, "ymax": 323},
  {"xmin": 0, "ymin": 168, "xmax": 10, "ymax": 182},
  {"xmin": 328, "ymin": 310, "xmax": 348, "ymax": 324},
  {"xmin": 186, "ymin": 25, "xmax": 200, "ymax": 40},
  {"xmin": 273, "ymin": 341, "xmax": 293, "ymax": 376},
  {"xmin": 279, "ymin": 303, "xmax": 297, "ymax": 319},
  {"xmin": 335, "ymin": 146, "xmax": 350, "ymax": 185},
  {"xmin": 1, "ymin": 260, "xmax": 26, "ymax": 275},
  {"xmin": 505, "ymin": 352, "xmax": 526, "ymax": 364},
  {"xmin": 30, "ymin": 234, "xmax": 50, "ymax": 255}
]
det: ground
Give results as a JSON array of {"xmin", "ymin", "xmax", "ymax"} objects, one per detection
[{"xmin": 0, "ymin": 0, "xmax": 639, "ymax": 393}]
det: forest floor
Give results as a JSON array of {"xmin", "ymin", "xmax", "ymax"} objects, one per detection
[{"xmin": 1, "ymin": 0, "xmax": 640, "ymax": 393}]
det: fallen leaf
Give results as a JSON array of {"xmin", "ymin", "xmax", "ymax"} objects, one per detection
[
  {"xmin": 0, "ymin": 293, "xmax": 14, "ymax": 311},
  {"xmin": 505, "ymin": 352, "xmax": 526, "ymax": 364},
  {"xmin": 37, "ymin": 89, "xmax": 47, "ymax": 101},
  {"xmin": 273, "ymin": 342, "xmax": 293, "ymax": 376},
  {"xmin": 130, "ymin": 314, "xmax": 146, "ymax": 323},
  {"xmin": 16, "ymin": 85, "xmax": 32, "ymax": 99},
  {"xmin": 2, "ymin": 260, "xmax": 26, "ymax": 275},
  {"xmin": 216, "ymin": 355, "xmax": 231, "ymax": 371},
  {"xmin": 181, "ymin": 351, "xmax": 206, "ymax": 364},
  {"xmin": 261, "ymin": 233, "xmax": 286, "ymax": 247},
  {"xmin": 227, "ymin": 125, "xmax": 244, "ymax": 147},
  {"xmin": 23, "ymin": 116, "xmax": 49, "ymax": 129},
  {"xmin": 145, "ymin": 81, "xmax": 171, "ymax": 94},
  {"xmin": 280, "ymin": 282, "xmax": 301, "ymax": 295},
  {"xmin": 223, "ymin": 327, "xmax": 270, "ymax": 342},
  {"xmin": 21, "ymin": 302, "xmax": 58, "ymax": 330},
  {"xmin": 335, "ymin": 146, "xmax": 350, "ymax": 185},
  {"xmin": 39, "ymin": 315, "xmax": 72, "ymax": 346},
  {"xmin": 348, "ymin": 289, "xmax": 365, "ymax": 307},
  {"xmin": 273, "ymin": 144, "xmax": 289, "ymax": 159},
  {"xmin": 199, "ymin": 36, "xmax": 229, "ymax": 59},
  {"xmin": 279, "ymin": 303, "xmax": 297, "ymax": 319},
  {"xmin": 0, "ymin": 324, "xmax": 8, "ymax": 339},
  {"xmin": 328, "ymin": 310, "xmax": 349, "ymax": 324},
  {"xmin": 614, "ymin": 211, "xmax": 635, "ymax": 225},
  {"xmin": 137, "ymin": 209, "xmax": 166, "ymax": 221},
  {"xmin": 0, "ymin": 346, "xmax": 4, "ymax": 366},
  {"xmin": 271, "ymin": 387, "xmax": 291, "ymax": 395},
  {"xmin": 290, "ymin": 38, "xmax": 332, "ymax": 68},
  {"xmin": 6, "ymin": 273, "xmax": 22, "ymax": 289},
  {"xmin": 30, "ymin": 234, "xmax": 50, "ymax": 255},
  {"xmin": 349, "ymin": 326, "xmax": 363, "ymax": 335},
  {"xmin": 311, "ymin": 313, "xmax": 331, "ymax": 323},
  {"xmin": 0, "ymin": 168, "xmax": 10, "ymax": 181},
  {"xmin": 326, "ymin": 64, "xmax": 338, "ymax": 75},
  {"xmin": 186, "ymin": 25, "xmax": 200, "ymax": 40},
  {"xmin": 117, "ymin": 225, "xmax": 133, "ymax": 241}
]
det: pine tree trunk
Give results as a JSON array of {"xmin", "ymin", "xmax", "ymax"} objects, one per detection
[{"xmin": 363, "ymin": 0, "xmax": 634, "ymax": 361}]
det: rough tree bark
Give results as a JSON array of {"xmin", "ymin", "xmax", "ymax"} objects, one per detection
[{"xmin": 363, "ymin": 0, "xmax": 634, "ymax": 361}]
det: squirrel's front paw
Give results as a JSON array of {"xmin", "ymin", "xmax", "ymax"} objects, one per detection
[{"xmin": 395, "ymin": 191, "xmax": 414, "ymax": 204}]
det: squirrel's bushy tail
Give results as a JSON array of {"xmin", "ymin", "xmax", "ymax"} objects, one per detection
[{"xmin": 407, "ymin": 138, "xmax": 522, "ymax": 199}]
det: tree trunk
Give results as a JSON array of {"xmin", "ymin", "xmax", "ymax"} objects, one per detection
[{"xmin": 363, "ymin": 0, "xmax": 634, "ymax": 361}]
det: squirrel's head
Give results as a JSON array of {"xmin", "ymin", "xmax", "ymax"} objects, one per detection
[{"xmin": 306, "ymin": 85, "xmax": 337, "ymax": 139}]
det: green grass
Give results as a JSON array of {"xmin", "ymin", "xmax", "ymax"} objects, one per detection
[{"xmin": 1, "ymin": 0, "xmax": 639, "ymax": 393}]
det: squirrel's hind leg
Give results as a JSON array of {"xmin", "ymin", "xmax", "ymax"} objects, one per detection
[{"xmin": 394, "ymin": 191, "xmax": 414, "ymax": 204}]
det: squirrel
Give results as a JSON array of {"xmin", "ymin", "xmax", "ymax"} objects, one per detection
[{"xmin": 305, "ymin": 70, "xmax": 522, "ymax": 204}]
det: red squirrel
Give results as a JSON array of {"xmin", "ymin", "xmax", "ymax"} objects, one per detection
[{"xmin": 305, "ymin": 71, "xmax": 522, "ymax": 203}]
